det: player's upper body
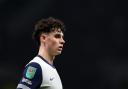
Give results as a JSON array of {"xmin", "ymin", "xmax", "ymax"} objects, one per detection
[
  {"xmin": 17, "ymin": 55, "xmax": 63, "ymax": 89},
  {"xmin": 16, "ymin": 17, "xmax": 65, "ymax": 89}
]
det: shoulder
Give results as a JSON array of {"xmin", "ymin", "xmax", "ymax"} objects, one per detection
[
  {"xmin": 24, "ymin": 62, "xmax": 42, "ymax": 80},
  {"xmin": 16, "ymin": 62, "xmax": 42, "ymax": 89},
  {"xmin": 27, "ymin": 56, "xmax": 43, "ymax": 66}
]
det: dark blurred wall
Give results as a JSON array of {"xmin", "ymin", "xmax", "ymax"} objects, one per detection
[{"xmin": 0, "ymin": 0, "xmax": 128, "ymax": 89}]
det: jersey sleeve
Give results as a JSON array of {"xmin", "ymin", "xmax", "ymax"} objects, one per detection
[{"xmin": 16, "ymin": 62, "xmax": 42, "ymax": 89}]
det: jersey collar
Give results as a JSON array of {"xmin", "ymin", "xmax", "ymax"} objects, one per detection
[{"xmin": 37, "ymin": 55, "xmax": 55, "ymax": 69}]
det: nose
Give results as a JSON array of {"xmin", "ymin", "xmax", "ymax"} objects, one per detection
[{"xmin": 60, "ymin": 38, "xmax": 65, "ymax": 44}]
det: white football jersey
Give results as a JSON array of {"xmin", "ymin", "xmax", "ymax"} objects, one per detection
[{"xmin": 28, "ymin": 55, "xmax": 63, "ymax": 89}]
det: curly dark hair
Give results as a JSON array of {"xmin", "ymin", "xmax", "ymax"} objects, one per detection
[{"xmin": 32, "ymin": 17, "xmax": 65, "ymax": 45}]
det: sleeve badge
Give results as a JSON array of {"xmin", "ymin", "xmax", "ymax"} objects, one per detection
[{"xmin": 26, "ymin": 66, "xmax": 37, "ymax": 79}]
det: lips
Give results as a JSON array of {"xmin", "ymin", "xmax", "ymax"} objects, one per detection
[{"xmin": 58, "ymin": 46, "xmax": 63, "ymax": 51}]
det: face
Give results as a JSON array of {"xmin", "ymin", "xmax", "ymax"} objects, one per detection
[{"xmin": 42, "ymin": 28, "xmax": 65, "ymax": 56}]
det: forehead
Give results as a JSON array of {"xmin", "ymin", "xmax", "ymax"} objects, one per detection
[{"xmin": 50, "ymin": 28, "xmax": 64, "ymax": 36}]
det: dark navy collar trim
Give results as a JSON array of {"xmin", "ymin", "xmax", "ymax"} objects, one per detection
[{"xmin": 37, "ymin": 55, "xmax": 55, "ymax": 69}]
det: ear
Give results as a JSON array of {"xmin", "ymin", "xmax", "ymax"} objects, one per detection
[{"xmin": 40, "ymin": 34, "xmax": 47, "ymax": 43}]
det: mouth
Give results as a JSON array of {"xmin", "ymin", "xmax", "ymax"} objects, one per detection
[{"xmin": 58, "ymin": 46, "xmax": 63, "ymax": 51}]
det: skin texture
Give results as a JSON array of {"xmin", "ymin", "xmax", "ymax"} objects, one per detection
[{"xmin": 38, "ymin": 28, "xmax": 65, "ymax": 64}]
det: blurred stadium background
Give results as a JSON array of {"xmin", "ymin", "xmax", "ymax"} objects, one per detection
[{"xmin": 1, "ymin": 0, "xmax": 128, "ymax": 89}]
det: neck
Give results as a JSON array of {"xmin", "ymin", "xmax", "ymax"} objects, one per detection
[{"xmin": 38, "ymin": 46, "xmax": 55, "ymax": 65}]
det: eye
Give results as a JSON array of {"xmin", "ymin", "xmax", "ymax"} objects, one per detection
[{"xmin": 54, "ymin": 34, "xmax": 61, "ymax": 38}]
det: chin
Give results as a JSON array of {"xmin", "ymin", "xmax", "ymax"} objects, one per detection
[{"xmin": 55, "ymin": 51, "xmax": 62, "ymax": 55}]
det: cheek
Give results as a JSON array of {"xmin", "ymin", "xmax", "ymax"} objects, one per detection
[{"xmin": 47, "ymin": 38, "xmax": 58, "ymax": 48}]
